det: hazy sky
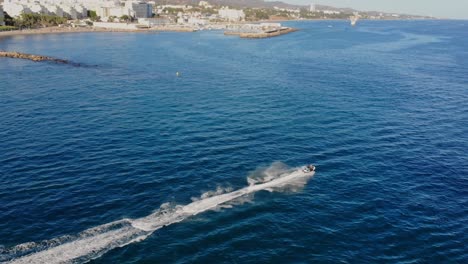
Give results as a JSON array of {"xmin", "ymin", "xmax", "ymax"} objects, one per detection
[{"xmin": 283, "ymin": 0, "xmax": 468, "ymax": 19}]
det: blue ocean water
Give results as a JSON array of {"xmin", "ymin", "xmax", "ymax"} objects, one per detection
[{"xmin": 0, "ymin": 20, "xmax": 467, "ymax": 263}]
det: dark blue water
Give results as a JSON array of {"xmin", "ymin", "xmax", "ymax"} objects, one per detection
[{"xmin": 1, "ymin": 20, "xmax": 467, "ymax": 263}]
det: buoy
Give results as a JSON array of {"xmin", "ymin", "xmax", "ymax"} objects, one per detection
[{"xmin": 176, "ymin": 72, "xmax": 180, "ymax": 77}]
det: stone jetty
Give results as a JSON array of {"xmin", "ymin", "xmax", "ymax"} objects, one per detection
[
  {"xmin": 0, "ymin": 51, "xmax": 69, "ymax": 64},
  {"xmin": 240, "ymin": 27, "xmax": 298, "ymax": 38},
  {"xmin": 224, "ymin": 27, "xmax": 298, "ymax": 39}
]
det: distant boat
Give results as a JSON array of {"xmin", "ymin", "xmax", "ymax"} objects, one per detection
[{"xmin": 350, "ymin": 14, "xmax": 359, "ymax": 26}]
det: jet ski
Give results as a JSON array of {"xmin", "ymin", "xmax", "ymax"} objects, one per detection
[{"xmin": 303, "ymin": 164, "xmax": 316, "ymax": 173}]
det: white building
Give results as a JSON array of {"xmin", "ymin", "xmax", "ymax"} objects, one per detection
[
  {"xmin": 274, "ymin": 6, "xmax": 299, "ymax": 13},
  {"xmin": 45, "ymin": 5, "xmax": 64, "ymax": 17},
  {"xmin": 310, "ymin": 4, "xmax": 316, "ymax": 12},
  {"xmin": 59, "ymin": 4, "xmax": 78, "ymax": 19},
  {"xmin": 198, "ymin": 1, "xmax": 212, "ymax": 9},
  {"xmin": 97, "ymin": 1, "xmax": 153, "ymax": 19},
  {"xmin": 2, "ymin": 0, "xmax": 152, "ymax": 20},
  {"xmin": 323, "ymin": 10, "xmax": 340, "ymax": 15},
  {"xmin": 98, "ymin": 6, "xmax": 123, "ymax": 18},
  {"xmin": 65, "ymin": 0, "xmax": 119, "ymax": 12},
  {"xmin": 3, "ymin": 0, "xmax": 87, "ymax": 19},
  {"xmin": 218, "ymin": 7, "xmax": 244, "ymax": 22},
  {"xmin": 28, "ymin": 2, "xmax": 46, "ymax": 14},
  {"xmin": 3, "ymin": 1, "xmax": 30, "ymax": 17},
  {"xmin": 188, "ymin": 17, "xmax": 206, "ymax": 25},
  {"xmin": 138, "ymin": 17, "xmax": 170, "ymax": 27}
]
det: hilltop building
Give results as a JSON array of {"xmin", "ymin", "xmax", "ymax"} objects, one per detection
[
  {"xmin": 273, "ymin": 6, "xmax": 300, "ymax": 13},
  {"xmin": 323, "ymin": 10, "xmax": 340, "ymax": 15},
  {"xmin": 198, "ymin": 1, "xmax": 212, "ymax": 9},
  {"xmin": 310, "ymin": 4, "xmax": 315, "ymax": 12}
]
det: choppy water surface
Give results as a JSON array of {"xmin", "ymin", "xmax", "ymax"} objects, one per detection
[{"xmin": 0, "ymin": 20, "xmax": 467, "ymax": 263}]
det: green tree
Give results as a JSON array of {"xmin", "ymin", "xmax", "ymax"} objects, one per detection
[
  {"xmin": 244, "ymin": 8, "xmax": 270, "ymax": 21},
  {"xmin": 87, "ymin": 10, "xmax": 100, "ymax": 21},
  {"xmin": 0, "ymin": 25, "xmax": 18, "ymax": 31},
  {"xmin": 14, "ymin": 13, "xmax": 67, "ymax": 28},
  {"xmin": 163, "ymin": 8, "xmax": 183, "ymax": 15},
  {"xmin": 3, "ymin": 12, "xmax": 16, "ymax": 26},
  {"xmin": 120, "ymin": 15, "xmax": 130, "ymax": 22}
]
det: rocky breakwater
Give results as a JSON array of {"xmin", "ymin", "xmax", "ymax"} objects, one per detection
[
  {"xmin": 239, "ymin": 27, "xmax": 298, "ymax": 39},
  {"xmin": 0, "ymin": 51, "xmax": 69, "ymax": 64},
  {"xmin": 224, "ymin": 24, "xmax": 298, "ymax": 39}
]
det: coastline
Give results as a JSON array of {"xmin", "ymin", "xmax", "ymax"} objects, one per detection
[
  {"xmin": 0, "ymin": 26, "xmax": 160, "ymax": 39},
  {"xmin": 0, "ymin": 18, "xmax": 444, "ymax": 39},
  {"xmin": 257, "ymin": 17, "xmax": 444, "ymax": 23}
]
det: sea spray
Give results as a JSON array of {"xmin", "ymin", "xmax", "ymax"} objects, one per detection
[
  {"xmin": 1, "ymin": 162, "xmax": 314, "ymax": 264},
  {"xmin": 247, "ymin": 161, "xmax": 292, "ymax": 186}
]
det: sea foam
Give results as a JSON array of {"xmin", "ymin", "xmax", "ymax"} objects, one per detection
[{"xmin": 1, "ymin": 162, "xmax": 314, "ymax": 264}]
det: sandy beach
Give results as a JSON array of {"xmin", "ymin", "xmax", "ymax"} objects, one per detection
[{"xmin": 0, "ymin": 26, "xmax": 161, "ymax": 39}]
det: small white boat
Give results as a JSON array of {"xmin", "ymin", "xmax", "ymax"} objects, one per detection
[{"xmin": 303, "ymin": 164, "xmax": 316, "ymax": 173}]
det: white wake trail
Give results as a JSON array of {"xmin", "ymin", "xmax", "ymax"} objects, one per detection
[{"xmin": 2, "ymin": 163, "xmax": 315, "ymax": 264}]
